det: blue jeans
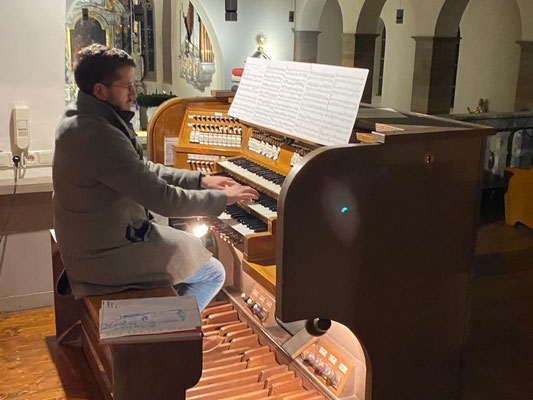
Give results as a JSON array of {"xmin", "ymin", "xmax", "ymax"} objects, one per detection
[{"xmin": 173, "ymin": 257, "xmax": 226, "ymax": 311}]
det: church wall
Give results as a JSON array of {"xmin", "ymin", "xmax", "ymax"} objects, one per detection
[
  {"xmin": 0, "ymin": 1, "xmax": 64, "ymax": 180},
  {"xmin": 295, "ymin": 0, "xmax": 326, "ymax": 32},
  {"xmin": 194, "ymin": 0, "xmax": 294, "ymax": 89},
  {"xmin": 337, "ymin": 0, "xmax": 364, "ymax": 34},
  {"xmin": 317, "ymin": 0, "xmax": 343, "ymax": 66},
  {"xmin": 515, "ymin": 0, "xmax": 533, "ymax": 41},
  {"xmin": 379, "ymin": 0, "xmax": 417, "ymax": 112},
  {"xmin": 412, "ymin": 0, "xmax": 447, "ymax": 36},
  {"xmin": 0, "ymin": 0, "xmax": 65, "ymax": 311},
  {"xmin": 145, "ymin": 0, "xmax": 294, "ymax": 98},
  {"xmin": 143, "ymin": 0, "xmax": 221, "ymax": 97},
  {"xmin": 453, "ymin": 0, "xmax": 521, "ymax": 113},
  {"xmin": 0, "ymin": 231, "xmax": 54, "ymax": 312}
]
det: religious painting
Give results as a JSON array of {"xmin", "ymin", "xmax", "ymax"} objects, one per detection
[
  {"xmin": 65, "ymin": 0, "xmax": 136, "ymax": 102},
  {"xmin": 178, "ymin": 1, "xmax": 216, "ymax": 91},
  {"xmin": 69, "ymin": 17, "xmax": 107, "ymax": 67}
]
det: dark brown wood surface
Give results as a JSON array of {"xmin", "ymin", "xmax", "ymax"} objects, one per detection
[
  {"xmin": 113, "ymin": 339, "xmax": 202, "ymax": 400},
  {"xmin": 277, "ymin": 127, "xmax": 491, "ymax": 399},
  {"xmin": 78, "ymin": 286, "xmax": 202, "ymax": 400}
]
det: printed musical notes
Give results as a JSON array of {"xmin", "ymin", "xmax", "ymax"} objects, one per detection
[{"xmin": 229, "ymin": 58, "xmax": 368, "ymax": 146}]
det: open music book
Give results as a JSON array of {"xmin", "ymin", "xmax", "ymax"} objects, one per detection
[
  {"xmin": 229, "ymin": 58, "xmax": 369, "ymax": 146},
  {"xmin": 99, "ymin": 296, "xmax": 202, "ymax": 344}
]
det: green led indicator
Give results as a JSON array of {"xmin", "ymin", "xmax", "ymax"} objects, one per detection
[{"xmin": 341, "ymin": 207, "xmax": 348, "ymax": 213}]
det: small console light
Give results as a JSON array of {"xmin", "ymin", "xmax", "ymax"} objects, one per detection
[{"xmin": 193, "ymin": 224, "xmax": 209, "ymax": 238}]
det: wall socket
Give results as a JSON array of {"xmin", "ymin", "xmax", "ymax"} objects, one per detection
[{"xmin": 25, "ymin": 150, "xmax": 53, "ymax": 167}]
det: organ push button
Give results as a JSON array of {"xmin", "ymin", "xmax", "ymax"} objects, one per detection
[{"xmin": 241, "ymin": 292, "xmax": 269, "ymax": 322}]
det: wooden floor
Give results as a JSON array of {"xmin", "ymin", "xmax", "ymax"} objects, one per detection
[
  {"xmin": 0, "ymin": 307, "xmax": 102, "ymax": 400},
  {"xmin": 1, "ymin": 220, "xmax": 532, "ymax": 399}
]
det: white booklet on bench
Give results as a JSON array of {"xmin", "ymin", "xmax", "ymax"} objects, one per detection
[{"xmin": 99, "ymin": 296, "xmax": 202, "ymax": 344}]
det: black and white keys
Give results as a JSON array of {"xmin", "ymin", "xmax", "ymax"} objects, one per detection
[
  {"xmin": 214, "ymin": 205, "xmax": 269, "ymax": 250},
  {"xmin": 215, "ymin": 172, "xmax": 278, "ymax": 220},
  {"xmin": 219, "ymin": 205, "xmax": 268, "ymax": 235},
  {"xmin": 217, "ymin": 157, "xmax": 285, "ymax": 196}
]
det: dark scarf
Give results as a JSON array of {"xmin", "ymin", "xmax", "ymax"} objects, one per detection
[{"xmin": 107, "ymin": 103, "xmax": 143, "ymax": 161}]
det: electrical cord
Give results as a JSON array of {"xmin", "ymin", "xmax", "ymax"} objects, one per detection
[{"xmin": 0, "ymin": 156, "xmax": 20, "ymax": 246}]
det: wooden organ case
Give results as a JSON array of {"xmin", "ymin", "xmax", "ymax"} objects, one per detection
[{"xmin": 148, "ymin": 94, "xmax": 492, "ymax": 400}]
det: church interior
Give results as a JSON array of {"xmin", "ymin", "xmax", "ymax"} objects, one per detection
[{"xmin": 1, "ymin": 0, "xmax": 532, "ymax": 399}]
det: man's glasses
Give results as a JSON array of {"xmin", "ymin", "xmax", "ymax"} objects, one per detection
[{"xmin": 109, "ymin": 83, "xmax": 136, "ymax": 92}]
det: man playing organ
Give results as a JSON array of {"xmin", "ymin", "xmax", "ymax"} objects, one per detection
[{"xmin": 52, "ymin": 45, "xmax": 258, "ymax": 352}]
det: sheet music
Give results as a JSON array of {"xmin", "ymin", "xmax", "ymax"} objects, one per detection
[
  {"xmin": 99, "ymin": 295, "xmax": 201, "ymax": 340},
  {"xmin": 229, "ymin": 58, "xmax": 368, "ymax": 146},
  {"xmin": 272, "ymin": 61, "xmax": 309, "ymax": 134},
  {"xmin": 228, "ymin": 58, "xmax": 266, "ymax": 123}
]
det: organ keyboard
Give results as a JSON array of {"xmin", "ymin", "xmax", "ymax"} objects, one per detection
[
  {"xmin": 217, "ymin": 157, "xmax": 286, "ymax": 196},
  {"xmin": 148, "ymin": 92, "xmax": 493, "ymax": 399}
]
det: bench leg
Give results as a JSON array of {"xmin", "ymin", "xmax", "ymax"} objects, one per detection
[{"xmin": 51, "ymin": 232, "xmax": 81, "ymax": 345}]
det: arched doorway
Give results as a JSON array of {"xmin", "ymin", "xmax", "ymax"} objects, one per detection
[
  {"xmin": 317, "ymin": 0, "xmax": 343, "ymax": 66},
  {"xmin": 453, "ymin": 0, "xmax": 522, "ymax": 113}
]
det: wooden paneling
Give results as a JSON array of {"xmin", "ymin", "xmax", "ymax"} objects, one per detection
[{"xmin": 147, "ymin": 98, "xmax": 227, "ymax": 164}]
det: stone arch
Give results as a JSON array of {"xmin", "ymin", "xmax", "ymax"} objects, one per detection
[
  {"xmin": 317, "ymin": 0, "xmax": 343, "ymax": 65},
  {"xmin": 294, "ymin": 0, "xmax": 382, "ymax": 67},
  {"xmin": 516, "ymin": 0, "xmax": 533, "ymax": 40},
  {"xmin": 355, "ymin": 0, "xmax": 387, "ymax": 35},
  {"xmin": 409, "ymin": 0, "xmax": 470, "ymax": 114},
  {"xmin": 292, "ymin": 0, "xmax": 327, "ymax": 62},
  {"xmin": 352, "ymin": 0, "xmax": 388, "ymax": 102},
  {"xmin": 294, "ymin": 0, "xmax": 327, "ymax": 31},
  {"xmin": 453, "ymin": 0, "xmax": 523, "ymax": 112},
  {"xmin": 336, "ymin": 0, "xmax": 365, "ymax": 35},
  {"xmin": 434, "ymin": 0, "xmax": 470, "ymax": 37},
  {"xmin": 436, "ymin": 0, "xmax": 530, "ymax": 41}
]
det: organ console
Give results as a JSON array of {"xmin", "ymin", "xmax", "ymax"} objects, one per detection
[{"xmin": 148, "ymin": 92, "xmax": 493, "ymax": 399}]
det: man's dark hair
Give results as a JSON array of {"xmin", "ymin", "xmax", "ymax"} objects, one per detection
[{"xmin": 74, "ymin": 44, "xmax": 136, "ymax": 94}]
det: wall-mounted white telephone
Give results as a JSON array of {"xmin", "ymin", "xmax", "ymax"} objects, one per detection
[{"xmin": 12, "ymin": 104, "xmax": 30, "ymax": 149}]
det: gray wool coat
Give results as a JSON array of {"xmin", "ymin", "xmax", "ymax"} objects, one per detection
[{"xmin": 53, "ymin": 91, "xmax": 227, "ymax": 299}]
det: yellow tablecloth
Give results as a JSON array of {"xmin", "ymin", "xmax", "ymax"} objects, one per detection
[{"xmin": 505, "ymin": 168, "xmax": 533, "ymax": 229}]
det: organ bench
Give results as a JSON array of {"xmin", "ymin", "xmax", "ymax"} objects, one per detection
[{"xmin": 51, "ymin": 232, "xmax": 202, "ymax": 400}]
